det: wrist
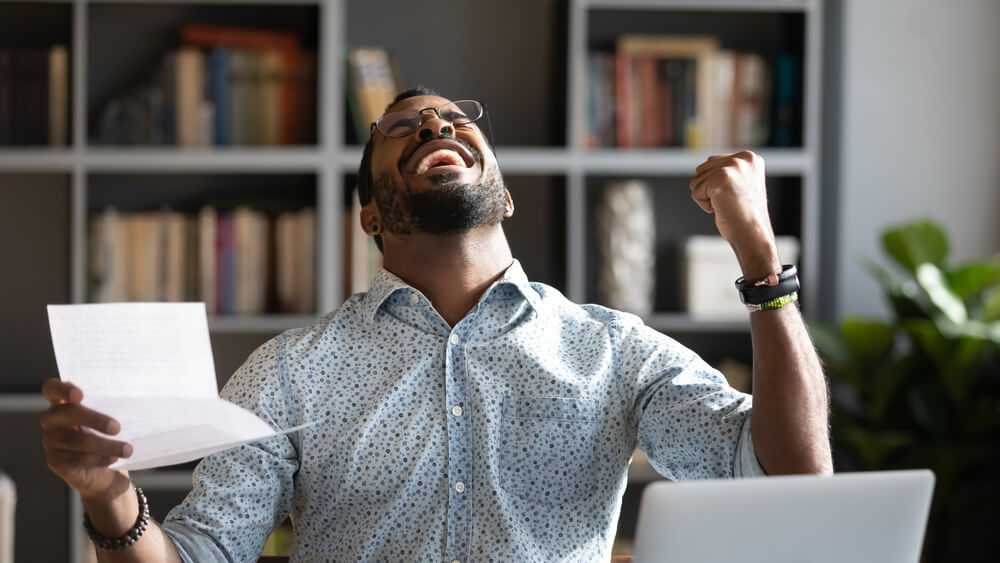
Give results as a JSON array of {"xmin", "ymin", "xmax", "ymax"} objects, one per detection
[
  {"xmin": 732, "ymin": 239, "xmax": 781, "ymax": 280},
  {"xmin": 81, "ymin": 476, "xmax": 139, "ymax": 537},
  {"xmin": 83, "ymin": 482, "xmax": 150, "ymax": 550}
]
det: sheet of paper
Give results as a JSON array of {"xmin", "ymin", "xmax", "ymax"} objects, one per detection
[
  {"xmin": 47, "ymin": 303, "xmax": 314, "ymax": 471},
  {"xmin": 48, "ymin": 303, "xmax": 217, "ymax": 399}
]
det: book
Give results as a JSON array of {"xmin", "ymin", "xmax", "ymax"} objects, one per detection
[
  {"xmin": 346, "ymin": 47, "xmax": 399, "ymax": 143},
  {"xmin": 199, "ymin": 206, "xmax": 218, "ymax": 314},
  {"xmin": 209, "ymin": 48, "xmax": 231, "ymax": 146},
  {"xmin": 275, "ymin": 211, "xmax": 298, "ymax": 313},
  {"xmin": 259, "ymin": 49, "xmax": 285, "ymax": 146},
  {"xmin": 297, "ymin": 208, "xmax": 316, "ymax": 314},
  {"xmin": 163, "ymin": 210, "xmax": 187, "ymax": 302},
  {"xmin": 48, "ymin": 45, "xmax": 69, "ymax": 147},
  {"xmin": 176, "ymin": 48, "xmax": 206, "ymax": 147},
  {"xmin": 616, "ymin": 35, "xmax": 719, "ymax": 149},
  {"xmin": 216, "ymin": 212, "xmax": 235, "ymax": 315}
]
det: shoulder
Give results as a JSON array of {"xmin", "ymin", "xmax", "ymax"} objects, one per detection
[{"xmin": 529, "ymin": 281, "xmax": 645, "ymax": 333}]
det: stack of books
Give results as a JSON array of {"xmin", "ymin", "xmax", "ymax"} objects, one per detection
[
  {"xmin": 95, "ymin": 24, "xmax": 316, "ymax": 147},
  {"xmin": 88, "ymin": 206, "xmax": 316, "ymax": 316},
  {"xmin": 585, "ymin": 34, "xmax": 786, "ymax": 149}
]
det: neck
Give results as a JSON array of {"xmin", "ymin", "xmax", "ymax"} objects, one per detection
[{"xmin": 381, "ymin": 224, "xmax": 514, "ymax": 327}]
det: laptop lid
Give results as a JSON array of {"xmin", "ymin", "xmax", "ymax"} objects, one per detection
[{"xmin": 631, "ymin": 469, "xmax": 934, "ymax": 563}]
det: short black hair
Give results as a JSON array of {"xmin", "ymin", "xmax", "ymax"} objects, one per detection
[{"xmin": 357, "ymin": 86, "xmax": 441, "ymax": 252}]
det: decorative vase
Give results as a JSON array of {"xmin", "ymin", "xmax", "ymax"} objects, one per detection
[{"xmin": 596, "ymin": 180, "xmax": 656, "ymax": 316}]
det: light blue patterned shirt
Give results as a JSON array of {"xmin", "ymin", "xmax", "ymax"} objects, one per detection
[{"xmin": 162, "ymin": 260, "xmax": 764, "ymax": 562}]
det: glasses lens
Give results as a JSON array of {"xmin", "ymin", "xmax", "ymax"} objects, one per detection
[
  {"xmin": 376, "ymin": 111, "xmax": 421, "ymax": 137},
  {"xmin": 375, "ymin": 100, "xmax": 484, "ymax": 137},
  {"xmin": 441, "ymin": 100, "xmax": 483, "ymax": 125}
]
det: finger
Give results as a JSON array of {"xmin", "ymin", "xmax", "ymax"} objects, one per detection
[
  {"xmin": 46, "ymin": 449, "xmax": 122, "ymax": 472},
  {"xmin": 695, "ymin": 153, "xmax": 737, "ymax": 175},
  {"xmin": 40, "ymin": 402, "xmax": 121, "ymax": 435},
  {"xmin": 689, "ymin": 180, "xmax": 714, "ymax": 212},
  {"xmin": 41, "ymin": 379, "xmax": 83, "ymax": 405},
  {"xmin": 43, "ymin": 427, "xmax": 133, "ymax": 458}
]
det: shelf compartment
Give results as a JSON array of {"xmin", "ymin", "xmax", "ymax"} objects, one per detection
[
  {"xmin": 86, "ymin": 172, "xmax": 319, "ymax": 317},
  {"xmin": 344, "ymin": 0, "xmax": 568, "ymax": 147},
  {"xmin": 584, "ymin": 7, "xmax": 806, "ymax": 150},
  {"xmin": 584, "ymin": 173, "xmax": 802, "ymax": 316},
  {"xmin": 0, "ymin": 2, "xmax": 73, "ymax": 147},
  {"xmin": 87, "ymin": 2, "xmax": 321, "ymax": 147}
]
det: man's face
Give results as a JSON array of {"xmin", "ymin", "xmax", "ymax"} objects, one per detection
[{"xmin": 368, "ymin": 95, "xmax": 508, "ymax": 237}]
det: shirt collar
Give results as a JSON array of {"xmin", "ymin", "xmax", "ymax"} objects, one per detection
[{"xmin": 362, "ymin": 259, "xmax": 540, "ymax": 322}]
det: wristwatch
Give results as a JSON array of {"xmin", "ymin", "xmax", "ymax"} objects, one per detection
[{"xmin": 735, "ymin": 264, "xmax": 799, "ymax": 306}]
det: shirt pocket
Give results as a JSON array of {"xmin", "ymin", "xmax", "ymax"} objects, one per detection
[{"xmin": 499, "ymin": 396, "xmax": 604, "ymax": 505}]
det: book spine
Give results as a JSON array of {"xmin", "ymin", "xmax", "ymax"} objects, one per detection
[
  {"xmin": 199, "ymin": 206, "xmax": 218, "ymax": 314},
  {"xmin": 48, "ymin": 45, "xmax": 69, "ymax": 147},
  {"xmin": 217, "ymin": 212, "xmax": 235, "ymax": 315},
  {"xmin": 615, "ymin": 51, "xmax": 633, "ymax": 149},
  {"xmin": 176, "ymin": 48, "xmax": 205, "ymax": 147},
  {"xmin": 210, "ymin": 48, "xmax": 231, "ymax": 146}
]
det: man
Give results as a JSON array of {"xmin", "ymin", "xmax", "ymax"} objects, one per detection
[{"xmin": 41, "ymin": 87, "xmax": 832, "ymax": 562}]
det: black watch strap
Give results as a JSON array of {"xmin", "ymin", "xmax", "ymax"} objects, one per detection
[{"xmin": 736, "ymin": 264, "xmax": 799, "ymax": 305}]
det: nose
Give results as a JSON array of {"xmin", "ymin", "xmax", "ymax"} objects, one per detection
[{"xmin": 417, "ymin": 109, "xmax": 453, "ymax": 141}]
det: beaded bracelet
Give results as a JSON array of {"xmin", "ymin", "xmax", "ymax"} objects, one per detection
[
  {"xmin": 745, "ymin": 291, "xmax": 799, "ymax": 312},
  {"xmin": 83, "ymin": 483, "xmax": 150, "ymax": 551}
]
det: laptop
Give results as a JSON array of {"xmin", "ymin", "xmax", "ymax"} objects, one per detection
[{"xmin": 632, "ymin": 469, "xmax": 935, "ymax": 563}]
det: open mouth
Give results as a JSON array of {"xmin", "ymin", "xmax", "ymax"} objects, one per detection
[
  {"xmin": 403, "ymin": 139, "xmax": 478, "ymax": 177},
  {"xmin": 415, "ymin": 149, "xmax": 468, "ymax": 174}
]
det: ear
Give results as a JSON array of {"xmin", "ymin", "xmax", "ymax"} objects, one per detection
[
  {"xmin": 503, "ymin": 189, "xmax": 514, "ymax": 218},
  {"xmin": 360, "ymin": 202, "xmax": 382, "ymax": 235}
]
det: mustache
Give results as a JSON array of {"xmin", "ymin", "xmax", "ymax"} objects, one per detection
[{"xmin": 398, "ymin": 133, "xmax": 483, "ymax": 169}]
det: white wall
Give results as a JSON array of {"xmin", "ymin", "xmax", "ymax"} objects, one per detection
[{"xmin": 834, "ymin": 0, "xmax": 1000, "ymax": 318}]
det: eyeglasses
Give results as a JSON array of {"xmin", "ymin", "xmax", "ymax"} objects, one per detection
[{"xmin": 371, "ymin": 100, "xmax": 485, "ymax": 138}]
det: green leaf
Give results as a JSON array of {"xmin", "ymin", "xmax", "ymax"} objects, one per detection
[
  {"xmin": 841, "ymin": 318, "xmax": 895, "ymax": 366},
  {"xmin": 861, "ymin": 257, "xmax": 928, "ymax": 319},
  {"xmin": 915, "ymin": 263, "xmax": 968, "ymax": 324},
  {"xmin": 903, "ymin": 318, "xmax": 954, "ymax": 388},
  {"xmin": 882, "ymin": 219, "xmax": 949, "ymax": 273},
  {"xmin": 979, "ymin": 286, "xmax": 1000, "ymax": 322},
  {"xmin": 947, "ymin": 261, "xmax": 1000, "ymax": 300}
]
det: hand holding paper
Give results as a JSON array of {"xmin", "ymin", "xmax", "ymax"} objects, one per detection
[{"xmin": 47, "ymin": 302, "xmax": 311, "ymax": 471}]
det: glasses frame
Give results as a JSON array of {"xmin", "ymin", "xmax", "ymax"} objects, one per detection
[{"xmin": 369, "ymin": 99, "xmax": 486, "ymax": 139}]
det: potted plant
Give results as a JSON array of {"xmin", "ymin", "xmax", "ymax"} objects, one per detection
[{"xmin": 812, "ymin": 219, "xmax": 1000, "ymax": 562}]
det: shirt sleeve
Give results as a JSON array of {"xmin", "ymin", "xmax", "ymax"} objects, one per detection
[
  {"xmin": 617, "ymin": 316, "xmax": 766, "ymax": 480},
  {"xmin": 161, "ymin": 334, "xmax": 300, "ymax": 562}
]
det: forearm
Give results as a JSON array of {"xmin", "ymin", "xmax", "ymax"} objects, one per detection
[
  {"xmin": 748, "ymin": 304, "xmax": 833, "ymax": 475},
  {"xmin": 83, "ymin": 484, "xmax": 183, "ymax": 563}
]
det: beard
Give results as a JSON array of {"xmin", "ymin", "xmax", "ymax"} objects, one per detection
[{"xmin": 372, "ymin": 163, "xmax": 508, "ymax": 236}]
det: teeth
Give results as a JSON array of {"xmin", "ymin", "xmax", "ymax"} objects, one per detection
[{"xmin": 415, "ymin": 149, "xmax": 465, "ymax": 174}]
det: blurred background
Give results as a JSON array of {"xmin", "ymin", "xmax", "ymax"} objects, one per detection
[{"xmin": 0, "ymin": 0, "xmax": 997, "ymax": 561}]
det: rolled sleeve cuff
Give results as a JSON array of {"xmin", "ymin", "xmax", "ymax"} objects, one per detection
[
  {"xmin": 734, "ymin": 414, "xmax": 767, "ymax": 478},
  {"xmin": 162, "ymin": 521, "xmax": 229, "ymax": 563}
]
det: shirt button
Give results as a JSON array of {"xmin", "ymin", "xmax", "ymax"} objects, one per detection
[
  {"xmin": 454, "ymin": 481, "xmax": 465, "ymax": 493},
  {"xmin": 449, "ymin": 334, "xmax": 459, "ymax": 345},
  {"xmin": 451, "ymin": 405, "xmax": 463, "ymax": 417},
  {"xmin": 409, "ymin": 292, "xmax": 419, "ymax": 304}
]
